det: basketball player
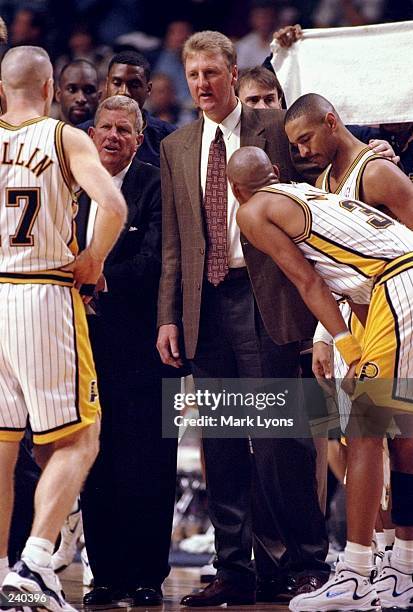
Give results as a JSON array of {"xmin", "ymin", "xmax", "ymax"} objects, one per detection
[
  {"xmin": 285, "ymin": 92, "xmax": 413, "ymax": 405},
  {"xmin": 227, "ymin": 146, "xmax": 413, "ymax": 611},
  {"xmin": 284, "ymin": 93, "xmax": 413, "ymax": 560},
  {"xmin": 0, "ymin": 46, "xmax": 126, "ymax": 612}
]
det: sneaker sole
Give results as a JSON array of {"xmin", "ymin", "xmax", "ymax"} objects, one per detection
[
  {"xmin": 289, "ymin": 603, "xmax": 381, "ymax": 612},
  {"xmin": 2, "ymin": 578, "xmax": 75, "ymax": 612}
]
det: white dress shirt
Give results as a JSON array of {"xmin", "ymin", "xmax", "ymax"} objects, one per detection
[
  {"xmin": 86, "ymin": 161, "xmax": 132, "ymax": 247},
  {"xmin": 201, "ymin": 99, "xmax": 245, "ymax": 268},
  {"xmin": 85, "ymin": 161, "xmax": 132, "ymax": 299}
]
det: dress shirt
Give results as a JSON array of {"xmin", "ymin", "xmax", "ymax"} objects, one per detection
[{"xmin": 201, "ymin": 100, "xmax": 244, "ymax": 268}]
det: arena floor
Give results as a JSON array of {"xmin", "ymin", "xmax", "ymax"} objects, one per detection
[{"xmin": 62, "ymin": 563, "xmax": 290, "ymax": 610}]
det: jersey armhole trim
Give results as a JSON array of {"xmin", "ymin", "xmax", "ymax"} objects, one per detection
[
  {"xmin": 258, "ymin": 187, "xmax": 313, "ymax": 243},
  {"xmin": 55, "ymin": 122, "xmax": 76, "ymax": 199}
]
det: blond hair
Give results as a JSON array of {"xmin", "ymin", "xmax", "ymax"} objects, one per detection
[{"xmin": 182, "ymin": 30, "xmax": 236, "ymax": 68}]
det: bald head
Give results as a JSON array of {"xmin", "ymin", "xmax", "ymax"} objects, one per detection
[
  {"xmin": 1, "ymin": 46, "xmax": 52, "ymax": 94},
  {"xmin": 227, "ymin": 146, "xmax": 279, "ymax": 197},
  {"xmin": 285, "ymin": 93, "xmax": 337, "ymax": 127}
]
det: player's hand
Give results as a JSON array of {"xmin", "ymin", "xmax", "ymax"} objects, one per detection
[
  {"xmin": 312, "ymin": 341, "xmax": 333, "ymax": 379},
  {"xmin": 369, "ymin": 139, "xmax": 400, "ymax": 164},
  {"xmin": 273, "ymin": 24, "xmax": 302, "ymax": 48},
  {"xmin": 156, "ymin": 324, "xmax": 183, "ymax": 368},
  {"xmin": 341, "ymin": 361, "xmax": 358, "ymax": 395},
  {"xmin": 72, "ymin": 248, "xmax": 104, "ymax": 303}
]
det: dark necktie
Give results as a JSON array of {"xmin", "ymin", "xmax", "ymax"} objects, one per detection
[{"xmin": 203, "ymin": 126, "xmax": 229, "ymax": 286}]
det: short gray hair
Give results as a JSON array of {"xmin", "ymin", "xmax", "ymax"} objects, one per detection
[{"xmin": 95, "ymin": 95, "xmax": 143, "ymax": 133}]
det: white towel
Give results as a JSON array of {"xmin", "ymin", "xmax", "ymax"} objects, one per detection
[{"xmin": 270, "ymin": 21, "xmax": 413, "ymax": 125}]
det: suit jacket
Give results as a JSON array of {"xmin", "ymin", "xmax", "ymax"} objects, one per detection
[
  {"xmin": 77, "ymin": 157, "xmax": 164, "ymax": 383},
  {"xmin": 157, "ymin": 104, "xmax": 316, "ymax": 359}
]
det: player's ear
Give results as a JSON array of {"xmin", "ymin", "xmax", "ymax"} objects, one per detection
[
  {"xmin": 55, "ymin": 87, "xmax": 61, "ymax": 102},
  {"xmin": 272, "ymin": 164, "xmax": 280, "ymax": 181},
  {"xmin": 325, "ymin": 111, "xmax": 337, "ymax": 130}
]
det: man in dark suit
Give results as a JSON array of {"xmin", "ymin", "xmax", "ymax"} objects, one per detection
[
  {"xmin": 78, "ymin": 95, "xmax": 177, "ymax": 607},
  {"xmin": 156, "ymin": 30, "xmax": 329, "ymax": 607},
  {"xmin": 78, "ymin": 50, "xmax": 175, "ymax": 167}
]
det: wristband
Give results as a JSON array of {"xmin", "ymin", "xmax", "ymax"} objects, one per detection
[{"xmin": 334, "ymin": 332, "xmax": 362, "ymax": 366}]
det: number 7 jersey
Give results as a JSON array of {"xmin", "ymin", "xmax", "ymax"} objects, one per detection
[
  {"xmin": 0, "ymin": 116, "xmax": 78, "ymax": 283},
  {"xmin": 259, "ymin": 182, "xmax": 413, "ymax": 304}
]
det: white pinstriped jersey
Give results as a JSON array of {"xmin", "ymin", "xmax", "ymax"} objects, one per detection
[
  {"xmin": 318, "ymin": 146, "xmax": 386, "ymax": 200},
  {"xmin": 0, "ymin": 117, "xmax": 77, "ymax": 275},
  {"xmin": 260, "ymin": 183, "xmax": 413, "ymax": 303}
]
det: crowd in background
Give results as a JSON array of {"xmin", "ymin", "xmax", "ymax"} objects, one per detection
[{"xmin": 0, "ymin": 0, "xmax": 412, "ymax": 129}]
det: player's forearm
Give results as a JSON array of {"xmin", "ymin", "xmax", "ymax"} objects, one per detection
[
  {"xmin": 88, "ymin": 196, "xmax": 127, "ymax": 261},
  {"xmin": 297, "ymin": 275, "xmax": 349, "ymax": 338}
]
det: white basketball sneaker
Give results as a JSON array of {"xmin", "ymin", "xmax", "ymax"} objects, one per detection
[
  {"xmin": 51, "ymin": 499, "xmax": 83, "ymax": 573},
  {"xmin": 2, "ymin": 558, "xmax": 77, "ymax": 612},
  {"xmin": 374, "ymin": 552, "xmax": 413, "ymax": 610},
  {"xmin": 289, "ymin": 561, "xmax": 381, "ymax": 611}
]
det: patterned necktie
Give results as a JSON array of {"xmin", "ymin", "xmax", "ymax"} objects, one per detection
[{"xmin": 203, "ymin": 126, "xmax": 229, "ymax": 286}]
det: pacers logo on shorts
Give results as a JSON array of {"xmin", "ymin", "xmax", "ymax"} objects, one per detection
[
  {"xmin": 89, "ymin": 380, "xmax": 98, "ymax": 402},
  {"xmin": 359, "ymin": 361, "xmax": 379, "ymax": 380}
]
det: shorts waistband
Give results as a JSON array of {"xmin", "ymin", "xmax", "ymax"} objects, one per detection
[
  {"xmin": 374, "ymin": 253, "xmax": 413, "ymax": 286},
  {"xmin": 0, "ymin": 270, "xmax": 74, "ymax": 286}
]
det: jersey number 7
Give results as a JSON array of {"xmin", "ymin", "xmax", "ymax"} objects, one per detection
[{"xmin": 4, "ymin": 188, "xmax": 40, "ymax": 246}]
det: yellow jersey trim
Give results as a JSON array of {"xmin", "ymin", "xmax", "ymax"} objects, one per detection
[
  {"xmin": 307, "ymin": 231, "xmax": 388, "ymax": 278},
  {"xmin": 55, "ymin": 121, "xmax": 76, "ymax": 199},
  {"xmin": 355, "ymin": 154, "xmax": 392, "ymax": 200},
  {"xmin": 258, "ymin": 186, "xmax": 312, "ymax": 243},
  {"xmin": 0, "ymin": 270, "xmax": 73, "ymax": 286},
  {"xmin": 327, "ymin": 147, "xmax": 371, "ymax": 194},
  {"xmin": 374, "ymin": 253, "xmax": 413, "ymax": 286},
  {"xmin": 0, "ymin": 116, "xmax": 49, "ymax": 131}
]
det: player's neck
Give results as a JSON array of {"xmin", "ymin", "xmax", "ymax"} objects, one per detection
[
  {"xmin": 1, "ymin": 99, "xmax": 47, "ymax": 124},
  {"xmin": 330, "ymin": 131, "xmax": 367, "ymax": 183}
]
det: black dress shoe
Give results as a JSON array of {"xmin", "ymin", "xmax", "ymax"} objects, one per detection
[
  {"xmin": 292, "ymin": 572, "xmax": 329, "ymax": 597},
  {"xmin": 133, "ymin": 586, "xmax": 163, "ymax": 606},
  {"xmin": 83, "ymin": 586, "xmax": 114, "ymax": 605},
  {"xmin": 180, "ymin": 577, "xmax": 256, "ymax": 607},
  {"xmin": 256, "ymin": 575, "xmax": 290, "ymax": 603}
]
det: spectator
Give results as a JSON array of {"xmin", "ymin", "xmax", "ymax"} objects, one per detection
[
  {"xmin": 236, "ymin": 65, "xmax": 285, "ymax": 109},
  {"xmin": 154, "ymin": 20, "xmax": 193, "ymax": 106},
  {"xmin": 77, "ymin": 50, "xmax": 176, "ymax": 167},
  {"xmin": 54, "ymin": 24, "xmax": 112, "ymax": 88},
  {"xmin": 236, "ymin": 1, "xmax": 279, "ymax": 70},
  {"xmin": 55, "ymin": 60, "xmax": 101, "ymax": 126},
  {"xmin": 147, "ymin": 73, "xmax": 195, "ymax": 126},
  {"xmin": 314, "ymin": 0, "xmax": 386, "ymax": 27}
]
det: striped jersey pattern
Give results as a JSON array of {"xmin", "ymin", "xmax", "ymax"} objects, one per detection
[
  {"xmin": 260, "ymin": 182, "xmax": 413, "ymax": 303},
  {"xmin": 0, "ymin": 117, "xmax": 77, "ymax": 277}
]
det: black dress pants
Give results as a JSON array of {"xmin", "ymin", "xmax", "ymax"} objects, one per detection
[
  {"xmin": 190, "ymin": 271, "xmax": 328, "ymax": 587},
  {"xmin": 81, "ymin": 319, "xmax": 178, "ymax": 590}
]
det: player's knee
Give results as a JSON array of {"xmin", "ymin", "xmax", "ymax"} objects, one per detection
[{"xmin": 391, "ymin": 471, "xmax": 413, "ymax": 526}]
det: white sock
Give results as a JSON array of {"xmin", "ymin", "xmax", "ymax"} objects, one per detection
[
  {"xmin": 375, "ymin": 532, "xmax": 386, "ymax": 554},
  {"xmin": 392, "ymin": 537, "xmax": 413, "ymax": 573},
  {"xmin": 22, "ymin": 537, "xmax": 54, "ymax": 568},
  {"xmin": 384, "ymin": 528, "xmax": 396, "ymax": 548},
  {"xmin": 344, "ymin": 541, "xmax": 374, "ymax": 576}
]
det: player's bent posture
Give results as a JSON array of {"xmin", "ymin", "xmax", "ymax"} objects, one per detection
[
  {"xmin": 0, "ymin": 46, "xmax": 126, "ymax": 612},
  {"xmin": 227, "ymin": 146, "xmax": 413, "ymax": 612}
]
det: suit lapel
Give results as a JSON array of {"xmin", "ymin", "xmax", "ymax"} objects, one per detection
[
  {"xmin": 183, "ymin": 117, "xmax": 203, "ymax": 230},
  {"xmin": 240, "ymin": 105, "xmax": 266, "ymax": 150}
]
